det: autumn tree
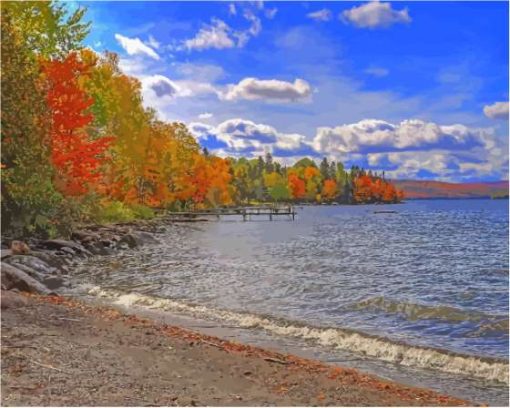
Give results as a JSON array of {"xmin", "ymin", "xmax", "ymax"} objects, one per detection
[{"xmin": 42, "ymin": 53, "xmax": 113, "ymax": 196}]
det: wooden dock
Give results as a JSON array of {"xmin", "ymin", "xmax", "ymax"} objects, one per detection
[{"xmin": 163, "ymin": 205, "xmax": 296, "ymax": 222}]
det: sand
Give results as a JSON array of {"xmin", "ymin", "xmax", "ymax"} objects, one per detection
[{"xmin": 1, "ymin": 292, "xmax": 470, "ymax": 406}]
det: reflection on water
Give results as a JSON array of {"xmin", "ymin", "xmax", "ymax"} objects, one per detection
[{"xmin": 71, "ymin": 199, "xmax": 509, "ymax": 401}]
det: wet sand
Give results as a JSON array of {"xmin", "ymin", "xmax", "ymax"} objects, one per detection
[{"xmin": 1, "ymin": 292, "xmax": 471, "ymax": 406}]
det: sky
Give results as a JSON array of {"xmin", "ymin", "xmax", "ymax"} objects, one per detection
[{"xmin": 80, "ymin": 0, "xmax": 509, "ymax": 182}]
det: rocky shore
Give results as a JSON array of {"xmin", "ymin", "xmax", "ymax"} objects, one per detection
[{"xmin": 1, "ymin": 218, "xmax": 164, "ymax": 296}]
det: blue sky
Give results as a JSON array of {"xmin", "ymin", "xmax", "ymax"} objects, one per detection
[{"xmin": 80, "ymin": 0, "xmax": 508, "ymax": 182}]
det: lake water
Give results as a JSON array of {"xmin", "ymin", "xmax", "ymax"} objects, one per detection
[{"xmin": 71, "ymin": 199, "xmax": 509, "ymax": 405}]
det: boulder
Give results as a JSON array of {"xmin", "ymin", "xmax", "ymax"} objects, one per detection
[
  {"xmin": 3, "ymin": 255, "xmax": 55, "ymax": 275},
  {"xmin": 120, "ymin": 231, "xmax": 159, "ymax": 248},
  {"xmin": 60, "ymin": 247, "xmax": 76, "ymax": 256},
  {"xmin": 1, "ymin": 263, "xmax": 51, "ymax": 295},
  {"xmin": 1, "ymin": 249, "xmax": 12, "ymax": 259},
  {"xmin": 4, "ymin": 261, "xmax": 46, "ymax": 282},
  {"xmin": 29, "ymin": 251, "xmax": 67, "ymax": 270},
  {"xmin": 71, "ymin": 230, "xmax": 100, "ymax": 244},
  {"xmin": 40, "ymin": 239, "xmax": 93, "ymax": 257},
  {"xmin": 42, "ymin": 276, "xmax": 66, "ymax": 290}
]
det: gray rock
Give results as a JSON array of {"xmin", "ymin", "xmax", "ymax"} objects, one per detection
[
  {"xmin": 41, "ymin": 239, "xmax": 93, "ymax": 257},
  {"xmin": 5, "ymin": 262, "xmax": 46, "ymax": 282},
  {"xmin": 42, "ymin": 276, "xmax": 65, "ymax": 290},
  {"xmin": 1, "ymin": 263, "xmax": 51, "ymax": 295},
  {"xmin": 60, "ymin": 247, "xmax": 76, "ymax": 256},
  {"xmin": 120, "ymin": 231, "xmax": 159, "ymax": 248},
  {"xmin": 71, "ymin": 230, "xmax": 100, "ymax": 243},
  {"xmin": 29, "ymin": 251, "xmax": 66, "ymax": 270},
  {"xmin": 3, "ymin": 255, "xmax": 53, "ymax": 274},
  {"xmin": 1, "ymin": 249, "xmax": 12, "ymax": 259}
]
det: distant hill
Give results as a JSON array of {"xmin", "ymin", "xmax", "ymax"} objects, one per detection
[{"xmin": 392, "ymin": 180, "xmax": 509, "ymax": 199}]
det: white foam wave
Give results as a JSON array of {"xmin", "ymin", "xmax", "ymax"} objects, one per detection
[{"xmin": 88, "ymin": 286, "xmax": 509, "ymax": 384}]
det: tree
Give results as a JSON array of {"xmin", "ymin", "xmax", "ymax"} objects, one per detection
[
  {"xmin": 1, "ymin": 9, "xmax": 62, "ymax": 235},
  {"xmin": 1, "ymin": 1, "xmax": 90, "ymax": 58},
  {"xmin": 42, "ymin": 52, "xmax": 113, "ymax": 196},
  {"xmin": 322, "ymin": 179, "xmax": 338, "ymax": 201},
  {"xmin": 288, "ymin": 173, "xmax": 306, "ymax": 200},
  {"xmin": 320, "ymin": 157, "xmax": 330, "ymax": 180}
]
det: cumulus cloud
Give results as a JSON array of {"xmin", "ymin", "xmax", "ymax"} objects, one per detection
[
  {"xmin": 184, "ymin": 19, "xmax": 236, "ymax": 50},
  {"xmin": 143, "ymin": 75, "xmax": 179, "ymax": 97},
  {"xmin": 189, "ymin": 118, "xmax": 312, "ymax": 155},
  {"xmin": 221, "ymin": 78, "xmax": 312, "ymax": 102},
  {"xmin": 307, "ymin": 9, "xmax": 332, "ymax": 22},
  {"xmin": 115, "ymin": 33, "xmax": 160, "ymax": 60},
  {"xmin": 364, "ymin": 66, "xmax": 389, "ymax": 77},
  {"xmin": 483, "ymin": 101, "xmax": 509, "ymax": 120},
  {"xmin": 140, "ymin": 74, "xmax": 219, "ymax": 109},
  {"xmin": 313, "ymin": 119, "xmax": 490, "ymax": 154},
  {"xmin": 341, "ymin": 1, "xmax": 411, "ymax": 29}
]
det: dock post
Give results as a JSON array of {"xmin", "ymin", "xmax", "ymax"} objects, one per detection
[
  {"xmin": 242, "ymin": 209, "xmax": 246, "ymax": 221},
  {"xmin": 269, "ymin": 211, "xmax": 273, "ymax": 221}
]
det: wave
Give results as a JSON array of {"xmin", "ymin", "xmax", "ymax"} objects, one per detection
[
  {"xmin": 350, "ymin": 296, "xmax": 509, "ymax": 327},
  {"xmin": 88, "ymin": 286, "xmax": 509, "ymax": 385}
]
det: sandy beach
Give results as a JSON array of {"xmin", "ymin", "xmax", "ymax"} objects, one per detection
[{"xmin": 1, "ymin": 292, "xmax": 470, "ymax": 407}]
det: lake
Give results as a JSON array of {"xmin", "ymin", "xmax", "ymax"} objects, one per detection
[{"xmin": 71, "ymin": 199, "xmax": 509, "ymax": 405}]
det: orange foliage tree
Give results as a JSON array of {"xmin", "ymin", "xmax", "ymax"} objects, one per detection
[
  {"xmin": 322, "ymin": 179, "xmax": 338, "ymax": 201},
  {"xmin": 42, "ymin": 52, "xmax": 113, "ymax": 196},
  {"xmin": 288, "ymin": 173, "xmax": 306, "ymax": 199}
]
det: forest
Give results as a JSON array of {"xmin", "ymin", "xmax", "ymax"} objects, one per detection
[{"xmin": 1, "ymin": 2, "xmax": 403, "ymax": 238}]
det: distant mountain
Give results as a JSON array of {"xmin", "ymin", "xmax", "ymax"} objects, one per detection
[{"xmin": 392, "ymin": 180, "xmax": 509, "ymax": 199}]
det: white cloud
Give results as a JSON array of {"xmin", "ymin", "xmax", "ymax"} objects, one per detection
[
  {"xmin": 114, "ymin": 33, "xmax": 160, "ymax": 60},
  {"xmin": 483, "ymin": 101, "xmax": 509, "ymax": 120},
  {"xmin": 221, "ymin": 78, "xmax": 313, "ymax": 103},
  {"xmin": 313, "ymin": 119, "xmax": 491, "ymax": 154},
  {"xmin": 189, "ymin": 118, "xmax": 311, "ymax": 154},
  {"xmin": 229, "ymin": 3, "xmax": 237, "ymax": 16},
  {"xmin": 142, "ymin": 75, "xmax": 179, "ymax": 98},
  {"xmin": 307, "ymin": 9, "xmax": 332, "ymax": 22},
  {"xmin": 184, "ymin": 19, "xmax": 236, "ymax": 51},
  {"xmin": 341, "ymin": 1, "xmax": 411, "ymax": 29},
  {"xmin": 364, "ymin": 67, "xmax": 389, "ymax": 77},
  {"xmin": 198, "ymin": 112, "xmax": 214, "ymax": 120},
  {"xmin": 243, "ymin": 10, "xmax": 262, "ymax": 36}
]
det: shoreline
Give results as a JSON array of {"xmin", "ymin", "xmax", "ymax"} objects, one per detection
[{"xmin": 1, "ymin": 292, "xmax": 471, "ymax": 407}]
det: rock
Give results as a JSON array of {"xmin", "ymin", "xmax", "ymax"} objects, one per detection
[
  {"xmin": 1, "ymin": 290, "xmax": 29, "ymax": 309},
  {"xmin": 4, "ymin": 262, "xmax": 46, "ymax": 282},
  {"xmin": 120, "ymin": 231, "xmax": 159, "ymax": 248},
  {"xmin": 40, "ymin": 239, "xmax": 93, "ymax": 257},
  {"xmin": 71, "ymin": 230, "xmax": 101, "ymax": 244},
  {"xmin": 10, "ymin": 240, "xmax": 30, "ymax": 255},
  {"xmin": 3, "ymin": 255, "xmax": 54, "ymax": 275},
  {"xmin": 42, "ymin": 276, "xmax": 65, "ymax": 290},
  {"xmin": 60, "ymin": 247, "xmax": 76, "ymax": 256},
  {"xmin": 29, "ymin": 251, "xmax": 66, "ymax": 270},
  {"xmin": 1, "ymin": 249, "xmax": 12, "ymax": 259},
  {"xmin": 1, "ymin": 263, "xmax": 51, "ymax": 295}
]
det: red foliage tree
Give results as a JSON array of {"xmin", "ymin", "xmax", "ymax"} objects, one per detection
[
  {"xmin": 288, "ymin": 173, "xmax": 306, "ymax": 199},
  {"xmin": 42, "ymin": 53, "xmax": 113, "ymax": 196}
]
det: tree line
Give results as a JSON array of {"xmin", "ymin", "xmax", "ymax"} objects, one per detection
[{"xmin": 1, "ymin": 2, "xmax": 403, "ymax": 238}]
